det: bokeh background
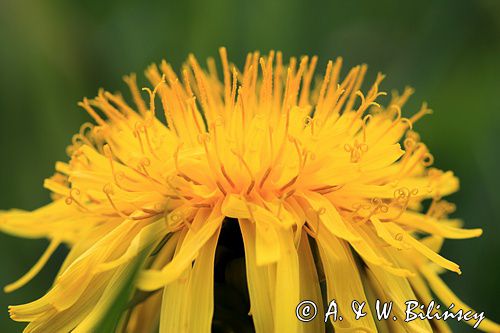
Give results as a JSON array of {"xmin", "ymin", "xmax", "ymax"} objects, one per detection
[{"xmin": 0, "ymin": 0, "xmax": 499, "ymax": 331}]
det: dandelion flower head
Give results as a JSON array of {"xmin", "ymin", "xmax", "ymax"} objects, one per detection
[{"xmin": 1, "ymin": 48, "xmax": 499, "ymax": 333}]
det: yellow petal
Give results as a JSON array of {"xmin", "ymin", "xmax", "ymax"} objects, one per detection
[
  {"xmin": 366, "ymin": 262, "xmax": 433, "ymax": 333},
  {"xmin": 239, "ymin": 219, "xmax": 274, "ymax": 333},
  {"xmin": 222, "ymin": 194, "xmax": 285, "ymax": 264},
  {"xmin": 186, "ymin": 227, "xmax": 220, "ymax": 333},
  {"xmin": 299, "ymin": 191, "xmax": 360, "ymax": 242},
  {"xmin": 274, "ymin": 227, "xmax": 300, "ymax": 333},
  {"xmin": 0, "ymin": 200, "xmax": 89, "ymax": 243},
  {"xmin": 297, "ymin": 232, "xmax": 324, "ymax": 333},
  {"xmin": 396, "ymin": 212, "xmax": 482, "ymax": 239},
  {"xmin": 406, "ymin": 270, "xmax": 452, "ymax": 333},
  {"xmin": 347, "ymin": 225, "xmax": 411, "ymax": 277},
  {"xmin": 95, "ymin": 218, "xmax": 167, "ymax": 273},
  {"xmin": 221, "ymin": 194, "xmax": 283, "ymax": 226},
  {"xmin": 72, "ymin": 264, "xmax": 133, "ymax": 333},
  {"xmin": 421, "ymin": 265, "xmax": 500, "ymax": 333},
  {"xmin": 159, "ymin": 264, "xmax": 192, "ymax": 333},
  {"xmin": 13, "ymin": 218, "xmax": 141, "ymax": 321},
  {"xmin": 4, "ymin": 238, "xmax": 61, "ymax": 293},
  {"xmin": 384, "ymin": 222, "xmax": 461, "ymax": 274},
  {"xmin": 360, "ymin": 143, "xmax": 404, "ymax": 171},
  {"xmin": 371, "ymin": 216, "xmax": 406, "ymax": 250},
  {"xmin": 359, "ymin": 268, "xmax": 392, "ymax": 333},
  {"xmin": 317, "ymin": 229, "xmax": 377, "ymax": 331},
  {"xmin": 255, "ymin": 219, "xmax": 281, "ymax": 265},
  {"xmin": 137, "ymin": 207, "xmax": 223, "ymax": 291}
]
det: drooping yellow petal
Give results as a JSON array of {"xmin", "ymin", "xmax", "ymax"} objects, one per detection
[
  {"xmin": 421, "ymin": 264, "xmax": 500, "ymax": 333},
  {"xmin": 366, "ymin": 262, "xmax": 433, "ymax": 333},
  {"xmin": 137, "ymin": 207, "xmax": 223, "ymax": 291},
  {"xmin": 359, "ymin": 268, "xmax": 392, "ymax": 333},
  {"xmin": 273, "ymin": 227, "xmax": 300, "ymax": 333},
  {"xmin": 359, "ymin": 143, "xmax": 404, "ymax": 172},
  {"xmin": 406, "ymin": 270, "xmax": 452, "ymax": 333},
  {"xmin": 185, "ymin": 226, "xmax": 220, "ymax": 333},
  {"xmin": 0, "ymin": 200, "xmax": 95, "ymax": 243},
  {"xmin": 4, "ymin": 238, "xmax": 61, "ymax": 293},
  {"xmin": 317, "ymin": 228, "xmax": 377, "ymax": 331},
  {"xmin": 297, "ymin": 232, "xmax": 324, "ymax": 333},
  {"xmin": 299, "ymin": 191, "xmax": 360, "ymax": 242},
  {"xmin": 222, "ymin": 194, "xmax": 284, "ymax": 264},
  {"xmin": 126, "ymin": 233, "xmax": 181, "ymax": 333},
  {"xmin": 95, "ymin": 218, "xmax": 167, "ymax": 273},
  {"xmin": 346, "ymin": 225, "xmax": 414, "ymax": 277},
  {"xmin": 72, "ymin": 264, "xmax": 132, "ymax": 333},
  {"xmin": 159, "ymin": 264, "xmax": 192, "ymax": 333},
  {"xmin": 239, "ymin": 219, "xmax": 274, "ymax": 333},
  {"xmin": 384, "ymin": 222, "xmax": 461, "ymax": 274},
  {"xmin": 395, "ymin": 211, "xmax": 482, "ymax": 239},
  {"xmin": 9, "ymin": 218, "xmax": 143, "ymax": 323},
  {"xmin": 371, "ymin": 216, "xmax": 406, "ymax": 250}
]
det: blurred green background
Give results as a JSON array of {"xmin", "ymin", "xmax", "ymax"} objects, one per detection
[{"xmin": 0, "ymin": 0, "xmax": 499, "ymax": 332}]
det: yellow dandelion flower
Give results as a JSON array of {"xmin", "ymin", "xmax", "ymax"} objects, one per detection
[{"xmin": 1, "ymin": 48, "xmax": 498, "ymax": 333}]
